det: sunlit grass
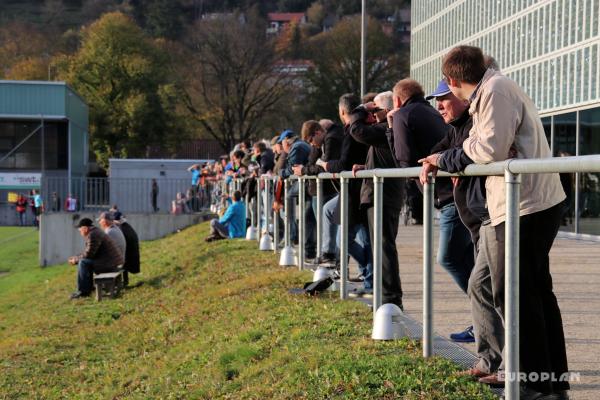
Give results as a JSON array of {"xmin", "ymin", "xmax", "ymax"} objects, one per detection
[{"xmin": 0, "ymin": 223, "xmax": 495, "ymax": 399}]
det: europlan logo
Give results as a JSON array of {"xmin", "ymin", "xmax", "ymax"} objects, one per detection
[{"xmin": 499, "ymin": 371, "xmax": 581, "ymax": 383}]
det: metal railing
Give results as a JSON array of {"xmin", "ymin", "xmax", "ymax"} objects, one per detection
[
  {"xmin": 39, "ymin": 177, "xmax": 217, "ymax": 214},
  {"xmin": 245, "ymin": 154, "xmax": 600, "ymax": 400}
]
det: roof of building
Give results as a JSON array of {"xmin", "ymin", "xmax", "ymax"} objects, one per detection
[{"xmin": 268, "ymin": 12, "xmax": 306, "ymax": 23}]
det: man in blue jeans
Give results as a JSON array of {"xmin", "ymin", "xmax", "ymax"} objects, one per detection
[
  {"xmin": 205, "ymin": 190, "xmax": 246, "ymax": 241},
  {"xmin": 68, "ymin": 218, "xmax": 124, "ymax": 299},
  {"xmin": 420, "ymin": 80, "xmax": 475, "ymax": 342}
]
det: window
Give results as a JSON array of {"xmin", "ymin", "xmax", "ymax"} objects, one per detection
[
  {"xmin": 0, "ymin": 120, "xmax": 68, "ymax": 170},
  {"xmin": 577, "ymin": 107, "xmax": 600, "ymax": 234},
  {"xmin": 553, "ymin": 111, "xmax": 577, "ymax": 232}
]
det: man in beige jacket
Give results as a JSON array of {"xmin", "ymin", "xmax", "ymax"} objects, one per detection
[{"xmin": 442, "ymin": 45, "xmax": 568, "ymax": 400}]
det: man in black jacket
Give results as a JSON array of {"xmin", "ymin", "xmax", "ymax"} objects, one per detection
[
  {"xmin": 294, "ymin": 119, "xmax": 343, "ymax": 263},
  {"xmin": 114, "ymin": 213, "xmax": 140, "ymax": 287},
  {"xmin": 348, "ymin": 91, "xmax": 404, "ymax": 307},
  {"xmin": 419, "ymin": 80, "xmax": 504, "ymax": 386},
  {"xmin": 320, "ymin": 93, "xmax": 372, "ymax": 293},
  {"xmin": 253, "ymin": 141, "xmax": 275, "ymax": 175}
]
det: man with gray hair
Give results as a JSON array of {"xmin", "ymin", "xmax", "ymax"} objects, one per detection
[{"xmin": 346, "ymin": 91, "xmax": 404, "ymax": 306}]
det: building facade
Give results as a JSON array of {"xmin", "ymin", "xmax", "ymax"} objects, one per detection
[
  {"xmin": 411, "ymin": 0, "xmax": 600, "ymax": 237},
  {"xmin": 0, "ymin": 80, "xmax": 89, "ymax": 225}
]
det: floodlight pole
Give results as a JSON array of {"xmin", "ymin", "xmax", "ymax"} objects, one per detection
[{"xmin": 360, "ymin": 0, "xmax": 367, "ymax": 98}]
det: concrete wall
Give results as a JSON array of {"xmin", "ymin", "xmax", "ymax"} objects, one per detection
[{"xmin": 39, "ymin": 211, "xmax": 213, "ymax": 266}]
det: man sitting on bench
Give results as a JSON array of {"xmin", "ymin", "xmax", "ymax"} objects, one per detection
[{"xmin": 68, "ymin": 217, "xmax": 125, "ymax": 299}]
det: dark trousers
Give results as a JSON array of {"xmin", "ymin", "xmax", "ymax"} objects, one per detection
[
  {"xmin": 494, "ymin": 203, "xmax": 569, "ymax": 393},
  {"xmin": 367, "ymin": 206, "xmax": 403, "ymax": 308}
]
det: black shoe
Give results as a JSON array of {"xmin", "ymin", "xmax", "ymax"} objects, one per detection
[{"xmin": 70, "ymin": 291, "xmax": 90, "ymax": 299}]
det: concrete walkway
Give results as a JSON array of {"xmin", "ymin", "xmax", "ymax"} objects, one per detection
[{"xmin": 390, "ymin": 224, "xmax": 600, "ymax": 400}]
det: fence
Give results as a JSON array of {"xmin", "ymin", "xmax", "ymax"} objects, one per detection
[
  {"xmin": 39, "ymin": 177, "xmax": 219, "ymax": 215},
  {"xmin": 239, "ymin": 154, "xmax": 600, "ymax": 400}
]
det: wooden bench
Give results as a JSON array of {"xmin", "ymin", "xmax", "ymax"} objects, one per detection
[{"xmin": 93, "ymin": 268, "xmax": 124, "ymax": 301}]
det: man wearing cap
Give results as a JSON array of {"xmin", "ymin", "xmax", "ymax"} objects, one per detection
[
  {"xmin": 68, "ymin": 218, "xmax": 125, "ymax": 299},
  {"xmin": 418, "ymin": 79, "xmax": 504, "ymax": 380},
  {"xmin": 278, "ymin": 129, "xmax": 311, "ymax": 179}
]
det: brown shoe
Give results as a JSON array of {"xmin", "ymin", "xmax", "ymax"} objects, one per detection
[
  {"xmin": 478, "ymin": 372, "xmax": 505, "ymax": 387},
  {"xmin": 458, "ymin": 367, "xmax": 490, "ymax": 379}
]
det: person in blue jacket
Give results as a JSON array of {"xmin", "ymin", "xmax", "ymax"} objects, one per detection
[{"xmin": 205, "ymin": 190, "xmax": 246, "ymax": 242}]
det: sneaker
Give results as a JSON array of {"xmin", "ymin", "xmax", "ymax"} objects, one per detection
[
  {"xmin": 70, "ymin": 291, "xmax": 90, "ymax": 299},
  {"xmin": 450, "ymin": 325, "xmax": 475, "ymax": 343}
]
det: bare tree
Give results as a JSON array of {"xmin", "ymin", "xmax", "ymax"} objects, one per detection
[{"xmin": 181, "ymin": 12, "xmax": 292, "ymax": 150}]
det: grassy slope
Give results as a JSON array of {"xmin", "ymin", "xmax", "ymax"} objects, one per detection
[{"xmin": 0, "ymin": 223, "xmax": 495, "ymax": 400}]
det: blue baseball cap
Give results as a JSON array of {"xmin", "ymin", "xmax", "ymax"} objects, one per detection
[
  {"xmin": 276, "ymin": 129, "xmax": 295, "ymax": 144},
  {"xmin": 426, "ymin": 79, "xmax": 452, "ymax": 100}
]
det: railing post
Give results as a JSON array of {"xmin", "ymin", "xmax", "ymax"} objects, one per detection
[
  {"xmin": 279, "ymin": 178, "xmax": 297, "ymax": 266},
  {"xmin": 298, "ymin": 177, "xmax": 306, "ymax": 270},
  {"xmin": 256, "ymin": 177, "xmax": 261, "ymax": 243},
  {"xmin": 284, "ymin": 179, "xmax": 290, "ymax": 247},
  {"xmin": 505, "ymin": 170, "xmax": 521, "ymax": 400},
  {"xmin": 273, "ymin": 178, "xmax": 279, "ymax": 254},
  {"xmin": 423, "ymin": 174, "xmax": 435, "ymax": 358},
  {"xmin": 340, "ymin": 177, "xmax": 349, "ymax": 299},
  {"xmin": 373, "ymin": 176, "xmax": 383, "ymax": 317},
  {"xmin": 316, "ymin": 178, "xmax": 323, "ymax": 259},
  {"xmin": 259, "ymin": 177, "xmax": 273, "ymax": 251}
]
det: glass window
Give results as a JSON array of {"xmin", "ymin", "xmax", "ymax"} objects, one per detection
[
  {"xmin": 592, "ymin": 44, "xmax": 598, "ymax": 100},
  {"xmin": 554, "ymin": 112, "xmax": 577, "ymax": 232},
  {"xmin": 583, "ymin": 46, "xmax": 591, "ymax": 102},
  {"xmin": 575, "ymin": 50, "xmax": 583, "ymax": 104},
  {"xmin": 593, "ymin": 0, "xmax": 599, "ymax": 38},
  {"xmin": 541, "ymin": 116, "xmax": 552, "ymax": 147},
  {"xmin": 577, "ymin": 108, "xmax": 600, "ymax": 234},
  {"xmin": 0, "ymin": 120, "xmax": 68, "ymax": 170},
  {"xmin": 570, "ymin": 0, "xmax": 578, "ymax": 45},
  {"xmin": 570, "ymin": 52, "xmax": 577, "ymax": 105}
]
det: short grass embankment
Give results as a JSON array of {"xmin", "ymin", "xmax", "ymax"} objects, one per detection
[{"xmin": 0, "ymin": 223, "xmax": 495, "ymax": 399}]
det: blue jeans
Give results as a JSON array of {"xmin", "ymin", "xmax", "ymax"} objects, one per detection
[
  {"xmin": 312, "ymin": 193, "xmax": 336, "ymax": 256},
  {"xmin": 437, "ymin": 202, "xmax": 474, "ymax": 294},
  {"xmin": 77, "ymin": 258, "xmax": 95, "ymax": 295},
  {"xmin": 347, "ymin": 224, "xmax": 373, "ymax": 289},
  {"xmin": 322, "ymin": 195, "xmax": 339, "ymax": 255}
]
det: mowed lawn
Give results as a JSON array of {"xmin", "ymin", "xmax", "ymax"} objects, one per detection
[{"xmin": 0, "ymin": 223, "xmax": 495, "ymax": 399}]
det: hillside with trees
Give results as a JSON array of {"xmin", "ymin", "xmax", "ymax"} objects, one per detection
[{"xmin": 0, "ymin": 0, "xmax": 411, "ymax": 164}]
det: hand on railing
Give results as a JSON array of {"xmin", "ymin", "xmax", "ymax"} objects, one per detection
[
  {"xmin": 417, "ymin": 153, "xmax": 441, "ymax": 185},
  {"xmin": 352, "ymin": 164, "xmax": 366, "ymax": 177},
  {"xmin": 292, "ymin": 164, "xmax": 304, "ymax": 176}
]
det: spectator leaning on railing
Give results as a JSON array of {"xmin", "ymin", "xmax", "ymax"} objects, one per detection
[
  {"xmin": 418, "ymin": 79, "xmax": 504, "ymax": 376},
  {"xmin": 319, "ymin": 93, "xmax": 373, "ymax": 297},
  {"xmin": 442, "ymin": 45, "xmax": 568, "ymax": 399},
  {"xmin": 348, "ymin": 90, "xmax": 404, "ymax": 307}
]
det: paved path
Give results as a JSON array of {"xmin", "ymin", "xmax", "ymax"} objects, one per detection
[{"xmin": 390, "ymin": 225, "xmax": 600, "ymax": 400}]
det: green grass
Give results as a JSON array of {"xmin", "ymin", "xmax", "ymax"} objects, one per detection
[{"xmin": 0, "ymin": 223, "xmax": 495, "ymax": 399}]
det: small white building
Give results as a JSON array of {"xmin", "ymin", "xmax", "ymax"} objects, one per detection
[{"xmin": 108, "ymin": 158, "xmax": 213, "ymax": 213}]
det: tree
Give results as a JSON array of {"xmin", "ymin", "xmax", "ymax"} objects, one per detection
[
  {"xmin": 303, "ymin": 15, "xmax": 408, "ymax": 119},
  {"xmin": 59, "ymin": 12, "xmax": 186, "ymax": 168},
  {"xmin": 181, "ymin": 13, "xmax": 292, "ymax": 150},
  {"xmin": 5, "ymin": 57, "xmax": 48, "ymax": 80},
  {"xmin": 0, "ymin": 21, "xmax": 53, "ymax": 78}
]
